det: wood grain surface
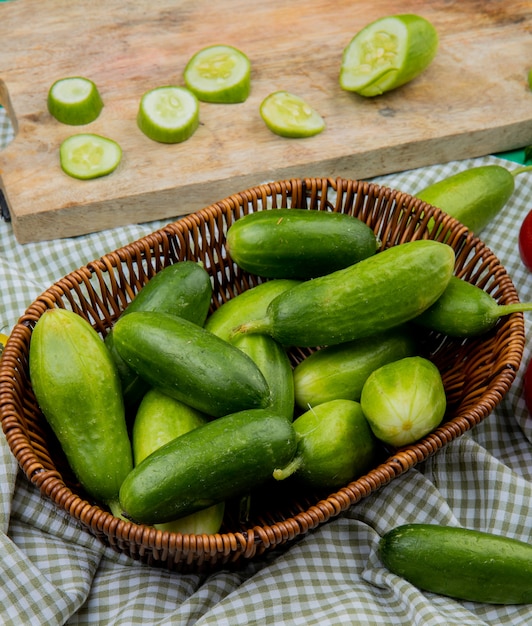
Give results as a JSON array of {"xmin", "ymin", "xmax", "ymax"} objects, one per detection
[{"xmin": 1, "ymin": 0, "xmax": 531, "ymax": 243}]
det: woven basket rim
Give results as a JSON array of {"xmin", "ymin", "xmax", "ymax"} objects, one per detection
[{"xmin": 0, "ymin": 176, "xmax": 525, "ymax": 571}]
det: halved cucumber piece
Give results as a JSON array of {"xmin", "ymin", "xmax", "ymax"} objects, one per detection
[
  {"xmin": 260, "ymin": 91, "xmax": 325, "ymax": 138},
  {"xmin": 59, "ymin": 133, "xmax": 122, "ymax": 180},
  {"xmin": 339, "ymin": 14, "xmax": 438, "ymax": 97},
  {"xmin": 184, "ymin": 44, "xmax": 251, "ymax": 103},
  {"xmin": 137, "ymin": 86, "xmax": 199, "ymax": 144},
  {"xmin": 47, "ymin": 76, "xmax": 104, "ymax": 125}
]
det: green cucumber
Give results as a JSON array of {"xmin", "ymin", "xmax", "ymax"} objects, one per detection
[
  {"xmin": 113, "ymin": 311, "xmax": 270, "ymax": 418},
  {"xmin": 29, "ymin": 309, "xmax": 132, "ymax": 514},
  {"xmin": 414, "ymin": 275, "xmax": 532, "ymax": 337},
  {"xmin": 119, "ymin": 409, "xmax": 297, "ymax": 524},
  {"xmin": 379, "ymin": 524, "xmax": 532, "ymax": 604},
  {"xmin": 226, "ymin": 209, "xmax": 378, "ymax": 279},
  {"xmin": 206, "ymin": 279, "xmax": 299, "ymax": 420},
  {"xmin": 339, "ymin": 14, "xmax": 438, "ymax": 97},
  {"xmin": 106, "ymin": 261, "xmax": 212, "ymax": 411},
  {"xmin": 293, "ymin": 327, "xmax": 417, "ymax": 410},
  {"xmin": 273, "ymin": 399, "xmax": 377, "ymax": 489},
  {"xmin": 360, "ymin": 356, "xmax": 446, "ymax": 447},
  {"xmin": 233, "ymin": 240, "xmax": 455, "ymax": 347},
  {"xmin": 132, "ymin": 389, "xmax": 224, "ymax": 534},
  {"xmin": 416, "ymin": 164, "xmax": 532, "ymax": 234}
]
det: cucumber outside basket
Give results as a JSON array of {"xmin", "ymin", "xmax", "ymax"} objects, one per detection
[{"xmin": 0, "ymin": 177, "xmax": 525, "ymax": 572}]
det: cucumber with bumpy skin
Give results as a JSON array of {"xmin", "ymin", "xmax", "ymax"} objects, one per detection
[
  {"xmin": 414, "ymin": 275, "xmax": 532, "ymax": 337},
  {"xmin": 233, "ymin": 240, "xmax": 455, "ymax": 348},
  {"xmin": 379, "ymin": 524, "xmax": 532, "ymax": 604},
  {"xmin": 226, "ymin": 209, "xmax": 378, "ymax": 280},
  {"xmin": 119, "ymin": 409, "xmax": 297, "ymax": 524},
  {"xmin": 113, "ymin": 311, "xmax": 270, "ymax": 418}
]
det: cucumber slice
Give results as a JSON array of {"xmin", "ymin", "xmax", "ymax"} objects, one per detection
[
  {"xmin": 184, "ymin": 44, "xmax": 251, "ymax": 103},
  {"xmin": 59, "ymin": 133, "xmax": 122, "ymax": 180},
  {"xmin": 47, "ymin": 76, "xmax": 104, "ymax": 125},
  {"xmin": 260, "ymin": 91, "xmax": 325, "ymax": 138},
  {"xmin": 137, "ymin": 86, "xmax": 199, "ymax": 143},
  {"xmin": 339, "ymin": 14, "xmax": 438, "ymax": 97}
]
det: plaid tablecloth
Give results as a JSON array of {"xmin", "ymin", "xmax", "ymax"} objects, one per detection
[{"xmin": 1, "ymin": 105, "xmax": 532, "ymax": 625}]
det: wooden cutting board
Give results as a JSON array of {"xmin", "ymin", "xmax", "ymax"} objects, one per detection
[{"xmin": 1, "ymin": 0, "xmax": 531, "ymax": 243}]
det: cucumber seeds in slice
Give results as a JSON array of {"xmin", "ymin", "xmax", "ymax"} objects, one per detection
[
  {"xmin": 47, "ymin": 76, "xmax": 104, "ymax": 125},
  {"xmin": 137, "ymin": 86, "xmax": 199, "ymax": 143},
  {"xmin": 60, "ymin": 133, "xmax": 122, "ymax": 180},
  {"xmin": 260, "ymin": 91, "xmax": 325, "ymax": 138},
  {"xmin": 184, "ymin": 44, "xmax": 251, "ymax": 103},
  {"xmin": 339, "ymin": 14, "xmax": 438, "ymax": 97}
]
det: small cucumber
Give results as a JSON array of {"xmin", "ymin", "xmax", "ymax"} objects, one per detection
[
  {"xmin": 379, "ymin": 524, "xmax": 532, "ymax": 604},
  {"xmin": 274, "ymin": 399, "xmax": 377, "ymax": 489},
  {"xmin": 106, "ymin": 261, "xmax": 212, "ymax": 411},
  {"xmin": 360, "ymin": 356, "xmax": 446, "ymax": 447},
  {"xmin": 339, "ymin": 14, "xmax": 438, "ymax": 97},
  {"xmin": 113, "ymin": 311, "xmax": 270, "ymax": 418},
  {"xmin": 29, "ymin": 309, "xmax": 132, "ymax": 514},
  {"xmin": 414, "ymin": 275, "xmax": 532, "ymax": 337},
  {"xmin": 226, "ymin": 209, "xmax": 378, "ymax": 280},
  {"xmin": 206, "ymin": 279, "xmax": 299, "ymax": 420},
  {"xmin": 119, "ymin": 409, "xmax": 297, "ymax": 524},
  {"xmin": 234, "ymin": 240, "xmax": 455, "ymax": 347},
  {"xmin": 293, "ymin": 327, "xmax": 417, "ymax": 410},
  {"xmin": 132, "ymin": 389, "xmax": 224, "ymax": 534},
  {"xmin": 416, "ymin": 164, "xmax": 532, "ymax": 234}
]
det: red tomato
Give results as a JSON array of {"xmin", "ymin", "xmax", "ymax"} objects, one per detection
[
  {"xmin": 519, "ymin": 209, "xmax": 532, "ymax": 271},
  {"xmin": 524, "ymin": 357, "xmax": 532, "ymax": 416}
]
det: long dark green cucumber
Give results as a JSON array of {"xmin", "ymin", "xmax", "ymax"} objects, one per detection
[
  {"xmin": 234, "ymin": 240, "xmax": 455, "ymax": 347},
  {"xmin": 112, "ymin": 311, "xmax": 270, "ymax": 417},
  {"xmin": 119, "ymin": 409, "xmax": 297, "ymax": 524},
  {"xmin": 226, "ymin": 208, "xmax": 378, "ymax": 279},
  {"xmin": 106, "ymin": 261, "xmax": 213, "ymax": 411},
  {"xmin": 379, "ymin": 524, "xmax": 532, "ymax": 604}
]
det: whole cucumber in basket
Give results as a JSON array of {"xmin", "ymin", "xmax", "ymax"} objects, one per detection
[
  {"xmin": 379, "ymin": 524, "xmax": 532, "ymax": 604},
  {"xmin": 232, "ymin": 240, "xmax": 455, "ymax": 348},
  {"xmin": 29, "ymin": 308, "xmax": 132, "ymax": 516},
  {"xmin": 132, "ymin": 389, "xmax": 225, "ymax": 534},
  {"xmin": 113, "ymin": 311, "xmax": 270, "ymax": 418},
  {"xmin": 226, "ymin": 208, "xmax": 378, "ymax": 279},
  {"xmin": 416, "ymin": 164, "xmax": 532, "ymax": 234},
  {"xmin": 120, "ymin": 408, "xmax": 297, "ymax": 524},
  {"xmin": 105, "ymin": 261, "xmax": 213, "ymax": 411},
  {"xmin": 206, "ymin": 279, "xmax": 300, "ymax": 421},
  {"xmin": 293, "ymin": 326, "xmax": 418, "ymax": 410},
  {"xmin": 414, "ymin": 275, "xmax": 532, "ymax": 337}
]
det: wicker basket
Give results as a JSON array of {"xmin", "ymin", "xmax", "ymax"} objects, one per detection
[{"xmin": 0, "ymin": 177, "xmax": 525, "ymax": 572}]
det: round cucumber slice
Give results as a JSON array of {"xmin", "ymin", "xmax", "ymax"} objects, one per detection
[
  {"xmin": 260, "ymin": 91, "xmax": 325, "ymax": 138},
  {"xmin": 59, "ymin": 133, "xmax": 122, "ymax": 180},
  {"xmin": 137, "ymin": 86, "xmax": 199, "ymax": 143},
  {"xmin": 47, "ymin": 76, "xmax": 104, "ymax": 125},
  {"xmin": 339, "ymin": 14, "xmax": 438, "ymax": 97},
  {"xmin": 184, "ymin": 44, "xmax": 251, "ymax": 103}
]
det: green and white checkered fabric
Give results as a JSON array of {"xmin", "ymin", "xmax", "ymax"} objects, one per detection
[{"xmin": 1, "ymin": 106, "xmax": 532, "ymax": 625}]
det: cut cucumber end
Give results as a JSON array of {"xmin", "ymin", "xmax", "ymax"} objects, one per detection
[
  {"xmin": 339, "ymin": 14, "xmax": 438, "ymax": 97},
  {"xmin": 260, "ymin": 91, "xmax": 325, "ymax": 138},
  {"xmin": 184, "ymin": 44, "xmax": 251, "ymax": 103},
  {"xmin": 59, "ymin": 133, "xmax": 122, "ymax": 180},
  {"xmin": 137, "ymin": 86, "xmax": 200, "ymax": 143},
  {"xmin": 48, "ymin": 76, "xmax": 104, "ymax": 125}
]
